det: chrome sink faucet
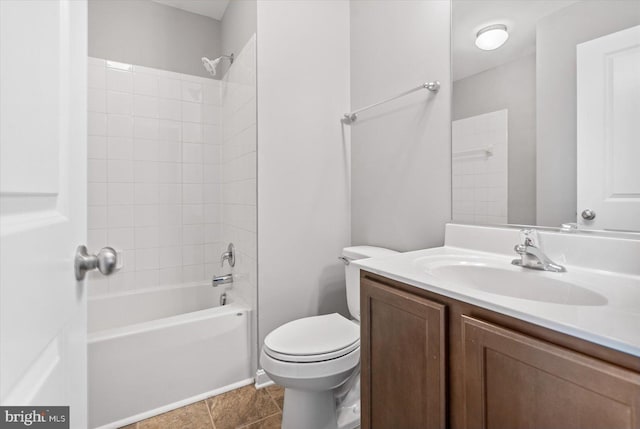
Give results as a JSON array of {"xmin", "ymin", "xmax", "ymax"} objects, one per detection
[{"xmin": 511, "ymin": 229, "xmax": 566, "ymax": 273}]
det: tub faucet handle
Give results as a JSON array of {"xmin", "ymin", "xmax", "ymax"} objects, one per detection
[{"xmin": 220, "ymin": 243, "xmax": 235, "ymax": 268}]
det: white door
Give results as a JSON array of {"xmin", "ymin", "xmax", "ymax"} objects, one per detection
[
  {"xmin": 1, "ymin": 1, "xmax": 88, "ymax": 427},
  {"xmin": 577, "ymin": 25, "xmax": 640, "ymax": 231}
]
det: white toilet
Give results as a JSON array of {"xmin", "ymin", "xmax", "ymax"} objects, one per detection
[{"xmin": 260, "ymin": 246, "xmax": 398, "ymax": 429}]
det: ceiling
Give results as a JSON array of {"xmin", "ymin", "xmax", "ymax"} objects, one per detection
[
  {"xmin": 452, "ymin": 0, "xmax": 579, "ymax": 81},
  {"xmin": 152, "ymin": 0, "xmax": 230, "ymax": 20}
]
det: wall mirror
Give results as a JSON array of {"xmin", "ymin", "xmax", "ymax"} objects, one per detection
[{"xmin": 451, "ymin": 0, "xmax": 640, "ymax": 232}]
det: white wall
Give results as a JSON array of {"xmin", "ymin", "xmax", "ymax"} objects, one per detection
[
  {"xmin": 453, "ymin": 54, "xmax": 536, "ymax": 225},
  {"xmin": 257, "ymin": 0, "xmax": 351, "ymax": 346},
  {"xmin": 221, "ymin": 0, "xmax": 257, "ymax": 73},
  {"xmin": 350, "ymin": 0, "xmax": 451, "ymax": 251},
  {"xmin": 86, "ymin": 58, "xmax": 224, "ymax": 296},
  {"xmin": 88, "ymin": 0, "xmax": 222, "ymax": 79},
  {"xmin": 536, "ymin": 1, "xmax": 640, "ymax": 227}
]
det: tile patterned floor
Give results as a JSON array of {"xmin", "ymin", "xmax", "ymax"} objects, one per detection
[{"xmin": 120, "ymin": 384, "xmax": 284, "ymax": 429}]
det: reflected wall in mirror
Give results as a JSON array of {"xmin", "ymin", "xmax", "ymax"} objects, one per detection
[{"xmin": 451, "ymin": 0, "xmax": 640, "ymax": 232}]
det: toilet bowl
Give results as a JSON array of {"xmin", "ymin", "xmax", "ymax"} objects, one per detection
[{"xmin": 260, "ymin": 246, "xmax": 398, "ymax": 429}]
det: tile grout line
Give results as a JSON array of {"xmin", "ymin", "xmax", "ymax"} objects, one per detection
[
  {"xmin": 264, "ymin": 388, "xmax": 281, "ymax": 412},
  {"xmin": 203, "ymin": 399, "xmax": 217, "ymax": 429},
  {"xmin": 236, "ymin": 411, "xmax": 282, "ymax": 429}
]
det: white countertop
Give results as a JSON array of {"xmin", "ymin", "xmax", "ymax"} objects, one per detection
[{"xmin": 354, "ymin": 245, "xmax": 640, "ymax": 358}]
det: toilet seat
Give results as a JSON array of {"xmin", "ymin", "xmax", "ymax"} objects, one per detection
[
  {"xmin": 264, "ymin": 340, "xmax": 360, "ymax": 363},
  {"xmin": 263, "ymin": 313, "xmax": 359, "ymax": 363},
  {"xmin": 260, "ymin": 345, "xmax": 360, "ymax": 388}
]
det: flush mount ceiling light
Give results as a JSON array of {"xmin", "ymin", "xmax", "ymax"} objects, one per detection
[{"xmin": 475, "ymin": 24, "xmax": 509, "ymax": 51}]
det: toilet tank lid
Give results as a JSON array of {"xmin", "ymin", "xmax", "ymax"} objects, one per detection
[{"xmin": 342, "ymin": 245, "xmax": 399, "ymax": 260}]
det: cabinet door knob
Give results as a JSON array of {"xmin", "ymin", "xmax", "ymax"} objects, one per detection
[{"xmin": 581, "ymin": 209, "xmax": 596, "ymax": 221}]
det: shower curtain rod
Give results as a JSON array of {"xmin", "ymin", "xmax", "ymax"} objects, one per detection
[{"xmin": 343, "ymin": 80, "xmax": 440, "ymax": 123}]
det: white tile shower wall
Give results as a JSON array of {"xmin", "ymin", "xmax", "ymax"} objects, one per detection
[
  {"xmin": 220, "ymin": 35, "xmax": 257, "ymax": 309},
  {"xmin": 452, "ymin": 109, "xmax": 508, "ymax": 225},
  {"xmin": 87, "ymin": 57, "xmax": 223, "ymax": 296}
]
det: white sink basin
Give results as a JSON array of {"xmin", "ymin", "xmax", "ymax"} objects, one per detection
[{"xmin": 415, "ymin": 255, "xmax": 607, "ymax": 306}]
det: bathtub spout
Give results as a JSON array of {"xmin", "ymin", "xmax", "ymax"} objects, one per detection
[{"xmin": 212, "ymin": 273, "xmax": 233, "ymax": 287}]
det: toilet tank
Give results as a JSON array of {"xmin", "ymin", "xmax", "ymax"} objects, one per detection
[{"xmin": 342, "ymin": 246, "xmax": 399, "ymax": 321}]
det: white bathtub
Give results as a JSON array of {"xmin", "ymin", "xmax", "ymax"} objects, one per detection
[{"xmin": 88, "ymin": 283, "xmax": 252, "ymax": 429}]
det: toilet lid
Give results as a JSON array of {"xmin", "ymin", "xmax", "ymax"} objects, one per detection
[{"xmin": 264, "ymin": 313, "xmax": 359, "ymax": 360}]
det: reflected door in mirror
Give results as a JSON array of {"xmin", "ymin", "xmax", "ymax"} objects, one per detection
[{"xmin": 577, "ymin": 25, "xmax": 640, "ymax": 232}]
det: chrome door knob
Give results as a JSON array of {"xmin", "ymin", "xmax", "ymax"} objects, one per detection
[
  {"xmin": 75, "ymin": 245, "xmax": 121, "ymax": 281},
  {"xmin": 581, "ymin": 209, "xmax": 596, "ymax": 221}
]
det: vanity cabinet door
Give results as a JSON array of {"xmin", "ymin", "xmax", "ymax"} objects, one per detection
[
  {"xmin": 360, "ymin": 278, "xmax": 446, "ymax": 429},
  {"xmin": 462, "ymin": 315, "xmax": 640, "ymax": 429}
]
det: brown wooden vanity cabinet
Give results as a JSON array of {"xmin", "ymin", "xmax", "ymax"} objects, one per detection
[
  {"xmin": 360, "ymin": 272, "xmax": 640, "ymax": 429},
  {"xmin": 462, "ymin": 315, "xmax": 640, "ymax": 429},
  {"xmin": 360, "ymin": 277, "xmax": 446, "ymax": 429}
]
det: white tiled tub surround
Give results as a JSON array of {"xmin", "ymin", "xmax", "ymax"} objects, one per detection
[
  {"xmin": 220, "ymin": 35, "xmax": 257, "ymax": 309},
  {"xmin": 87, "ymin": 50, "xmax": 258, "ymax": 428},
  {"xmin": 87, "ymin": 57, "xmax": 226, "ymax": 296},
  {"xmin": 452, "ymin": 109, "xmax": 508, "ymax": 225}
]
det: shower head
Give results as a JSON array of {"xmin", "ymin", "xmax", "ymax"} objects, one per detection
[
  {"xmin": 201, "ymin": 57, "xmax": 221, "ymax": 76},
  {"xmin": 201, "ymin": 53, "xmax": 234, "ymax": 77}
]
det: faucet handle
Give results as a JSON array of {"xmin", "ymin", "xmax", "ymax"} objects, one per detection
[
  {"xmin": 520, "ymin": 229, "xmax": 538, "ymax": 246},
  {"xmin": 220, "ymin": 243, "xmax": 236, "ymax": 268}
]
